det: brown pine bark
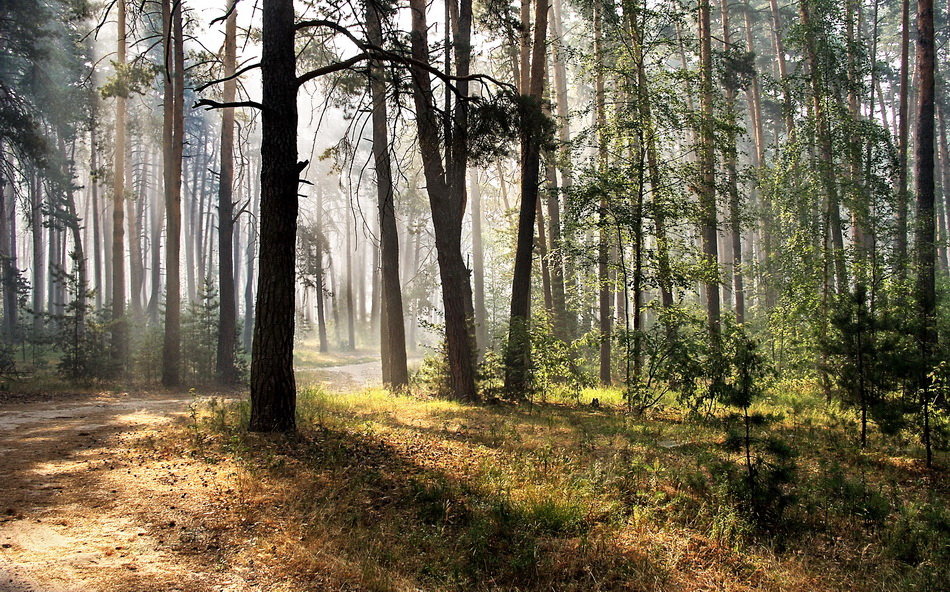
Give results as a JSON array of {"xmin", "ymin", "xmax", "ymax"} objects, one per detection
[
  {"xmin": 896, "ymin": 0, "xmax": 911, "ymax": 279},
  {"xmin": 249, "ymin": 0, "xmax": 298, "ymax": 432},
  {"xmin": 162, "ymin": 0, "xmax": 185, "ymax": 386},
  {"xmin": 216, "ymin": 0, "xmax": 239, "ymax": 383},
  {"xmin": 698, "ymin": 0, "xmax": 720, "ymax": 340},
  {"xmin": 913, "ymin": 0, "xmax": 935, "ymax": 467},
  {"xmin": 367, "ymin": 0, "xmax": 408, "ymax": 388},
  {"xmin": 111, "ymin": 0, "xmax": 128, "ymax": 367},
  {"xmin": 720, "ymin": 0, "xmax": 744, "ymax": 324},
  {"xmin": 504, "ymin": 0, "xmax": 550, "ymax": 395},
  {"xmin": 407, "ymin": 0, "xmax": 477, "ymax": 401},
  {"xmin": 594, "ymin": 0, "xmax": 612, "ymax": 384}
]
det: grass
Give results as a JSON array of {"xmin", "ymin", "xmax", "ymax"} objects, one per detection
[{"xmin": 175, "ymin": 383, "xmax": 947, "ymax": 591}]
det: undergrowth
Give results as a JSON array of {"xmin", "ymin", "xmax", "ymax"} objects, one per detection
[{"xmin": 181, "ymin": 384, "xmax": 948, "ymax": 591}]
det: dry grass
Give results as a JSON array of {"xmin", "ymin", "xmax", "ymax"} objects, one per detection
[{"xmin": 175, "ymin": 383, "xmax": 948, "ymax": 592}]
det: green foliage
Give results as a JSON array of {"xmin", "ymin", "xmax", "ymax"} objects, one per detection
[
  {"xmin": 54, "ymin": 268, "xmax": 116, "ymax": 381},
  {"xmin": 99, "ymin": 62, "xmax": 159, "ymax": 99}
]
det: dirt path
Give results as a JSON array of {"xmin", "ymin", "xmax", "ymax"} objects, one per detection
[{"xmin": 0, "ymin": 360, "xmax": 382, "ymax": 592}]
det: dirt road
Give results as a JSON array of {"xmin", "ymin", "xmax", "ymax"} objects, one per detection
[{"xmin": 0, "ymin": 361, "xmax": 383, "ymax": 591}]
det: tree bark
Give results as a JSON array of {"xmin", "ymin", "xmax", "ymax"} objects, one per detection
[
  {"xmin": 162, "ymin": 0, "xmax": 185, "ymax": 386},
  {"xmin": 111, "ymin": 0, "xmax": 128, "ymax": 367},
  {"xmin": 698, "ymin": 0, "xmax": 720, "ymax": 341},
  {"xmin": 913, "ymin": 0, "xmax": 935, "ymax": 468},
  {"xmin": 594, "ymin": 0, "xmax": 612, "ymax": 384},
  {"xmin": 407, "ymin": 0, "xmax": 477, "ymax": 401},
  {"xmin": 504, "ymin": 0, "xmax": 549, "ymax": 395},
  {"xmin": 216, "ymin": 0, "xmax": 239, "ymax": 383},
  {"xmin": 896, "ymin": 0, "xmax": 911, "ymax": 279},
  {"xmin": 367, "ymin": 0, "xmax": 409, "ymax": 388}
]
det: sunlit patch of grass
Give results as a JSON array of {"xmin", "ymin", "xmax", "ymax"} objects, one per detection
[
  {"xmin": 172, "ymin": 381, "xmax": 949, "ymax": 591},
  {"xmin": 292, "ymin": 346, "xmax": 378, "ymax": 369}
]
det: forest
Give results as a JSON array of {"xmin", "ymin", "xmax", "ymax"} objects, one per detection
[{"xmin": 0, "ymin": 0, "xmax": 947, "ymax": 589}]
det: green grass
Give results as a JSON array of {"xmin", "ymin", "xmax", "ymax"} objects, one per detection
[{"xmin": 179, "ymin": 383, "xmax": 947, "ymax": 591}]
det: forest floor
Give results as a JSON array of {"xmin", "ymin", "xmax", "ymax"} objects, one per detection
[
  {"xmin": 0, "ymin": 359, "xmax": 946, "ymax": 591},
  {"xmin": 0, "ymin": 356, "xmax": 381, "ymax": 592}
]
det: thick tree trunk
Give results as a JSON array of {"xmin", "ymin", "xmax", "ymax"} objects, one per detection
[
  {"xmin": 111, "ymin": 0, "xmax": 128, "ymax": 367},
  {"xmin": 216, "ymin": 0, "xmax": 239, "ymax": 383},
  {"xmin": 408, "ymin": 0, "xmax": 477, "ymax": 401},
  {"xmin": 913, "ymin": 0, "xmax": 935, "ymax": 467},
  {"xmin": 162, "ymin": 0, "xmax": 185, "ymax": 386},
  {"xmin": 250, "ymin": 0, "xmax": 298, "ymax": 432},
  {"xmin": 367, "ymin": 0, "xmax": 409, "ymax": 388}
]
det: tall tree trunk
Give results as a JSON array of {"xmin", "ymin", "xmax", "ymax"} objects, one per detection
[
  {"xmin": 147, "ymin": 149, "xmax": 164, "ymax": 324},
  {"xmin": 721, "ymin": 0, "xmax": 744, "ymax": 324},
  {"xmin": 896, "ymin": 0, "xmax": 912, "ymax": 279},
  {"xmin": 90, "ymin": 129, "xmax": 102, "ymax": 310},
  {"xmin": 913, "ymin": 0, "xmax": 935, "ymax": 468},
  {"xmin": 470, "ymin": 170, "xmax": 488, "ymax": 354},
  {"xmin": 769, "ymin": 0, "xmax": 795, "ymax": 136},
  {"xmin": 800, "ymin": 0, "xmax": 848, "ymax": 294},
  {"xmin": 162, "ymin": 0, "xmax": 185, "ymax": 386},
  {"xmin": 243, "ymin": 156, "xmax": 258, "ymax": 351},
  {"xmin": 216, "ymin": 0, "xmax": 239, "ymax": 383},
  {"xmin": 111, "ymin": 0, "xmax": 128, "ymax": 367},
  {"xmin": 551, "ymin": 0, "xmax": 574, "ymax": 337},
  {"xmin": 407, "ymin": 0, "xmax": 477, "ymax": 401},
  {"xmin": 250, "ymin": 0, "xmax": 298, "ymax": 432},
  {"xmin": 504, "ymin": 0, "xmax": 549, "ymax": 395},
  {"xmin": 0, "ymin": 163, "xmax": 15, "ymax": 341},
  {"xmin": 698, "ymin": 0, "xmax": 721, "ymax": 341},
  {"xmin": 594, "ymin": 0, "xmax": 612, "ymax": 384},
  {"xmin": 128, "ymin": 148, "xmax": 146, "ymax": 319},
  {"xmin": 367, "ymin": 0, "xmax": 408, "ymax": 387},
  {"xmin": 315, "ymin": 187, "xmax": 328, "ymax": 353},
  {"xmin": 31, "ymin": 168, "xmax": 44, "ymax": 334}
]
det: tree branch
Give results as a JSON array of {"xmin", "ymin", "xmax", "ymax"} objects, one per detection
[
  {"xmin": 193, "ymin": 98, "xmax": 263, "ymax": 111},
  {"xmin": 296, "ymin": 53, "xmax": 369, "ymax": 87},
  {"xmin": 194, "ymin": 62, "xmax": 261, "ymax": 92}
]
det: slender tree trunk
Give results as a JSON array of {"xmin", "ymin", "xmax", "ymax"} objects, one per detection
[
  {"xmin": 769, "ymin": 0, "xmax": 795, "ymax": 136},
  {"xmin": 216, "ymin": 0, "xmax": 239, "ymax": 383},
  {"xmin": 504, "ymin": 0, "xmax": 549, "ymax": 395},
  {"xmin": 470, "ymin": 170, "xmax": 488, "ymax": 354},
  {"xmin": 31, "ymin": 168, "xmax": 44, "ymax": 334},
  {"xmin": 314, "ymin": 187, "xmax": 328, "ymax": 353},
  {"xmin": 897, "ymin": 0, "xmax": 912, "ymax": 279},
  {"xmin": 800, "ymin": 0, "xmax": 848, "ymax": 294},
  {"xmin": 250, "ymin": 0, "xmax": 298, "ymax": 432},
  {"xmin": 90, "ymin": 129, "xmax": 102, "ymax": 310},
  {"xmin": 721, "ymin": 0, "xmax": 744, "ymax": 324},
  {"xmin": 111, "ymin": 0, "xmax": 128, "ymax": 367},
  {"xmin": 129, "ymin": 149, "xmax": 146, "ymax": 319},
  {"xmin": 243, "ymin": 156, "xmax": 258, "ymax": 351},
  {"xmin": 551, "ymin": 0, "xmax": 574, "ymax": 337},
  {"xmin": 594, "ymin": 0, "xmax": 612, "ymax": 384},
  {"xmin": 0, "ymin": 165, "xmax": 14, "ymax": 341},
  {"xmin": 913, "ymin": 0, "xmax": 935, "ymax": 468},
  {"xmin": 698, "ymin": 0, "xmax": 721, "ymax": 341}
]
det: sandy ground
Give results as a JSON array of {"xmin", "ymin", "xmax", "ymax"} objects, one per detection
[{"xmin": 0, "ymin": 360, "xmax": 382, "ymax": 592}]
